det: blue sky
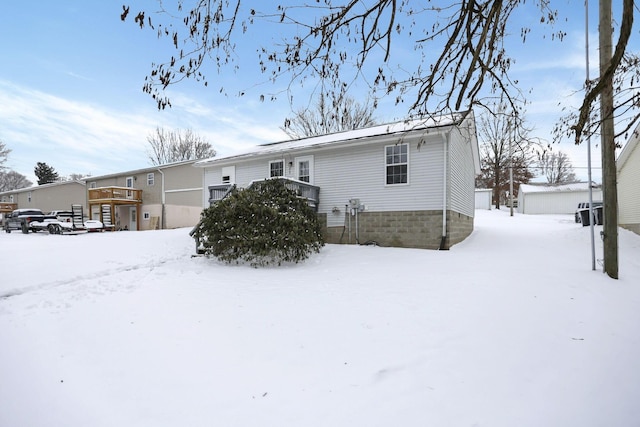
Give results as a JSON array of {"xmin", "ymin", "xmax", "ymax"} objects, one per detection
[{"xmin": 0, "ymin": 1, "xmax": 637, "ymax": 185}]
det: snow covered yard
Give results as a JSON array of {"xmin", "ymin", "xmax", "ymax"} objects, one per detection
[{"xmin": 1, "ymin": 209, "xmax": 639, "ymax": 427}]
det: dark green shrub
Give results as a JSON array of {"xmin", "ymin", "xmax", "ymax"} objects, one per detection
[{"xmin": 199, "ymin": 179, "xmax": 324, "ymax": 266}]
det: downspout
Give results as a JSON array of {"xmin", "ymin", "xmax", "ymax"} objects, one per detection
[
  {"xmin": 157, "ymin": 168, "xmax": 166, "ymax": 229},
  {"xmin": 440, "ymin": 131, "xmax": 450, "ymax": 250}
]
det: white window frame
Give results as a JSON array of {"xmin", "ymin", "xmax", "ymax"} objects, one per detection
[
  {"xmin": 221, "ymin": 166, "xmax": 235, "ymax": 184},
  {"xmin": 295, "ymin": 155, "xmax": 314, "ymax": 184},
  {"xmin": 89, "ymin": 182, "xmax": 97, "ymax": 189},
  {"xmin": 147, "ymin": 173, "xmax": 155, "ymax": 186},
  {"xmin": 126, "ymin": 176, "xmax": 134, "ymax": 199},
  {"xmin": 143, "ymin": 212, "xmax": 151, "ymax": 220},
  {"xmin": 269, "ymin": 160, "xmax": 284, "ymax": 178},
  {"xmin": 385, "ymin": 143, "xmax": 409, "ymax": 186},
  {"xmin": 27, "ymin": 192, "xmax": 32, "ymax": 203}
]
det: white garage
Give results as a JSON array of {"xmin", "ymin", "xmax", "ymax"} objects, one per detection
[
  {"xmin": 517, "ymin": 183, "xmax": 603, "ymax": 215},
  {"xmin": 475, "ymin": 189, "xmax": 492, "ymax": 210}
]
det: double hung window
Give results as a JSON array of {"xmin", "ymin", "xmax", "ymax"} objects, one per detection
[
  {"xmin": 269, "ymin": 160, "xmax": 284, "ymax": 178},
  {"xmin": 385, "ymin": 144, "xmax": 408, "ymax": 185}
]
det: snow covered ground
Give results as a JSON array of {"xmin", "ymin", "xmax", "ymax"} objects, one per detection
[{"xmin": 1, "ymin": 209, "xmax": 639, "ymax": 427}]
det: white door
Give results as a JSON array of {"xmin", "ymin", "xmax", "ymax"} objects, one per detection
[
  {"xmin": 294, "ymin": 155, "xmax": 314, "ymax": 184},
  {"xmin": 126, "ymin": 176, "xmax": 134, "ymax": 199},
  {"xmin": 130, "ymin": 207, "xmax": 137, "ymax": 231},
  {"xmin": 221, "ymin": 166, "xmax": 236, "ymax": 184}
]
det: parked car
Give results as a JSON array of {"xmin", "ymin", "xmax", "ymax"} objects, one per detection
[
  {"xmin": 3, "ymin": 209, "xmax": 51, "ymax": 233},
  {"xmin": 47, "ymin": 210, "xmax": 74, "ymax": 223},
  {"xmin": 575, "ymin": 201, "xmax": 603, "ymax": 223}
]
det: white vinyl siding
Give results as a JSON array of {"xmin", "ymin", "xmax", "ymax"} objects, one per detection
[
  {"xmin": 312, "ymin": 136, "xmax": 445, "ymax": 227},
  {"xmin": 448, "ymin": 127, "xmax": 477, "ymax": 217},
  {"xmin": 618, "ymin": 139, "xmax": 640, "ymax": 227},
  {"xmin": 201, "ymin": 133, "xmax": 454, "ymax": 228}
]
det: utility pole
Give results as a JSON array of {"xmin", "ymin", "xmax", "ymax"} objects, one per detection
[{"xmin": 599, "ymin": 0, "xmax": 618, "ymax": 279}]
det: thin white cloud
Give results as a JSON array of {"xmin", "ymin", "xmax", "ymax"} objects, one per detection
[{"xmin": 0, "ymin": 80, "xmax": 292, "ymax": 182}]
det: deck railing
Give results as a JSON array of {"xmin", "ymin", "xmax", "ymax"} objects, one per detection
[
  {"xmin": 249, "ymin": 178, "xmax": 320, "ymax": 211},
  {"xmin": 207, "ymin": 184, "xmax": 234, "ymax": 205},
  {"xmin": 0, "ymin": 202, "xmax": 18, "ymax": 213},
  {"xmin": 208, "ymin": 179, "xmax": 319, "ymax": 209},
  {"xmin": 88, "ymin": 187, "xmax": 142, "ymax": 202}
]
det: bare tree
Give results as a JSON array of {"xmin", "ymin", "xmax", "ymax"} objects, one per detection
[
  {"xmin": 282, "ymin": 93, "xmax": 376, "ymax": 139},
  {"xmin": 56, "ymin": 173, "xmax": 92, "ymax": 182},
  {"xmin": 147, "ymin": 127, "xmax": 216, "ymax": 165},
  {"xmin": 535, "ymin": 148, "xmax": 578, "ymax": 185},
  {"xmin": 0, "ymin": 170, "xmax": 32, "ymax": 192},
  {"xmin": 0, "ymin": 140, "xmax": 10, "ymax": 171},
  {"xmin": 475, "ymin": 106, "xmax": 537, "ymax": 209},
  {"xmin": 68, "ymin": 173, "xmax": 91, "ymax": 181}
]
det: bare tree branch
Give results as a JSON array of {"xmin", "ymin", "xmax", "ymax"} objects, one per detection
[
  {"xmin": 571, "ymin": 0, "xmax": 634, "ymax": 144},
  {"xmin": 281, "ymin": 92, "xmax": 377, "ymax": 139},
  {"xmin": 147, "ymin": 127, "xmax": 217, "ymax": 165}
]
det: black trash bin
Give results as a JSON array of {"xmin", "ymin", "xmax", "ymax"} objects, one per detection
[
  {"xmin": 579, "ymin": 208, "xmax": 591, "ymax": 226},
  {"xmin": 593, "ymin": 205, "xmax": 603, "ymax": 225},
  {"xmin": 579, "ymin": 207, "xmax": 603, "ymax": 226}
]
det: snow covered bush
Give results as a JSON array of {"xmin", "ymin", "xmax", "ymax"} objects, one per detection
[{"xmin": 199, "ymin": 179, "xmax": 324, "ymax": 266}]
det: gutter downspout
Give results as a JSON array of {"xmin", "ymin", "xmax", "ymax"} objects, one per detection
[
  {"xmin": 440, "ymin": 131, "xmax": 450, "ymax": 250},
  {"xmin": 157, "ymin": 168, "xmax": 166, "ymax": 229}
]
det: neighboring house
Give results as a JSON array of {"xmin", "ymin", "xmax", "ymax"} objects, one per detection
[
  {"xmin": 475, "ymin": 189, "xmax": 492, "ymax": 210},
  {"xmin": 86, "ymin": 160, "xmax": 203, "ymax": 231},
  {"xmin": 0, "ymin": 181, "xmax": 87, "ymax": 214},
  {"xmin": 517, "ymin": 182, "xmax": 603, "ymax": 215},
  {"xmin": 194, "ymin": 112, "xmax": 480, "ymax": 249},
  {"xmin": 617, "ymin": 127, "xmax": 640, "ymax": 235}
]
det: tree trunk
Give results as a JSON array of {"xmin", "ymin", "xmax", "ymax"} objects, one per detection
[
  {"xmin": 493, "ymin": 166, "xmax": 501, "ymax": 209},
  {"xmin": 599, "ymin": 0, "xmax": 618, "ymax": 279}
]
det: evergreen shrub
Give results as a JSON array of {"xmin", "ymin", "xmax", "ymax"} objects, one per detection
[{"xmin": 199, "ymin": 179, "xmax": 324, "ymax": 266}]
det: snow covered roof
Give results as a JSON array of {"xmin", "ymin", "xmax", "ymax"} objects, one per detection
[
  {"xmin": 519, "ymin": 182, "xmax": 600, "ymax": 193},
  {"xmin": 87, "ymin": 159, "xmax": 200, "ymax": 181},
  {"xmin": 194, "ymin": 112, "xmax": 471, "ymax": 167}
]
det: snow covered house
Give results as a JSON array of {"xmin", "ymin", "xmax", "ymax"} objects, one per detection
[
  {"xmin": 516, "ymin": 182, "xmax": 603, "ymax": 215},
  {"xmin": 617, "ymin": 127, "xmax": 640, "ymax": 235},
  {"xmin": 194, "ymin": 111, "xmax": 480, "ymax": 249}
]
